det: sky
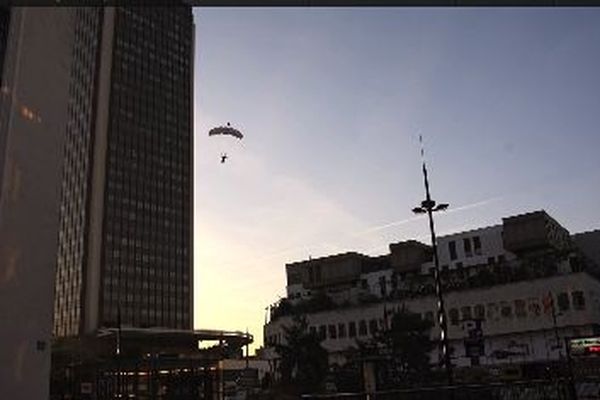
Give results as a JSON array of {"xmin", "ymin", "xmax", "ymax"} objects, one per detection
[{"xmin": 191, "ymin": 8, "xmax": 600, "ymax": 352}]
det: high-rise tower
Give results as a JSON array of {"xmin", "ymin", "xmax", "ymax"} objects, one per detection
[
  {"xmin": 52, "ymin": 6, "xmax": 194, "ymax": 337},
  {"xmin": 0, "ymin": 8, "xmax": 76, "ymax": 399},
  {"xmin": 0, "ymin": 7, "xmax": 10, "ymax": 85}
]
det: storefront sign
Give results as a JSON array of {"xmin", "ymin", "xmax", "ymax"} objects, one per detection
[{"xmin": 569, "ymin": 337, "xmax": 600, "ymax": 357}]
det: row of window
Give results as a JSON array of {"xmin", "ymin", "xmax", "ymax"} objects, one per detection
[
  {"xmin": 103, "ymin": 278, "xmax": 189, "ymax": 291},
  {"xmin": 448, "ymin": 235, "xmax": 482, "ymax": 261},
  {"xmin": 267, "ymin": 318, "xmax": 385, "ymax": 345},
  {"xmin": 104, "ymin": 251, "xmax": 188, "ymax": 263},
  {"xmin": 102, "ymin": 310, "xmax": 189, "ymax": 328},
  {"xmin": 102, "ymin": 297, "xmax": 188, "ymax": 310},
  {"xmin": 267, "ymin": 290, "xmax": 588, "ymax": 346},
  {"xmin": 53, "ymin": 10, "xmax": 102, "ymax": 337},
  {"xmin": 446, "ymin": 290, "xmax": 586, "ymax": 325},
  {"xmin": 430, "ymin": 255, "xmax": 507, "ymax": 275}
]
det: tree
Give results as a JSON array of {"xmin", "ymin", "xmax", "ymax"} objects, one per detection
[
  {"xmin": 275, "ymin": 315, "xmax": 329, "ymax": 393},
  {"xmin": 372, "ymin": 308, "xmax": 433, "ymax": 387},
  {"xmin": 271, "ymin": 298, "xmax": 294, "ymax": 320}
]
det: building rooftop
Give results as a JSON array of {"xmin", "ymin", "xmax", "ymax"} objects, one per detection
[
  {"xmin": 286, "ymin": 251, "xmax": 368, "ymax": 267},
  {"xmin": 53, "ymin": 327, "xmax": 253, "ymax": 360}
]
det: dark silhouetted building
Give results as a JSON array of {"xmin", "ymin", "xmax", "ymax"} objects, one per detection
[
  {"xmin": 52, "ymin": 7, "xmax": 194, "ymax": 338},
  {"xmin": 0, "ymin": 8, "xmax": 76, "ymax": 399},
  {"xmin": 0, "ymin": 6, "xmax": 10, "ymax": 85}
]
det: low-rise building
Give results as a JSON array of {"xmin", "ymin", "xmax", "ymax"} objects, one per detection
[
  {"xmin": 263, "ymin": 210, "xmax": 600, "ymax": 376},
  {"xmin": 50, "ymin": 327, "xmax": 253, "ymax": 399}
]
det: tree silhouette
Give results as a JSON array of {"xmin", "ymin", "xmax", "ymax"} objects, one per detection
[
  {"xmin": 373, "ymin": 308, "xmax": 433, "ymax": 387},
  {"xmin": 275, "ymin": 314, "xmax": 328, "ymax": 393}
]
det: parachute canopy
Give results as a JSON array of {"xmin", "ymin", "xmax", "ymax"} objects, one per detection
[{"xmin": 208, "ymin": 122, "xmax": 243, "ymax": 140}]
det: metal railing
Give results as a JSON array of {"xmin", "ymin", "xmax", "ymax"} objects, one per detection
[{"xmin": 301, "ymin": 379, "xmax": 575, "ymax": 400}]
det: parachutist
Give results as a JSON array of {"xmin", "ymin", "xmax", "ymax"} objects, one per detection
[{"xmin": 209, "ymin": 123, "xmax": 243, "ymax": 164}]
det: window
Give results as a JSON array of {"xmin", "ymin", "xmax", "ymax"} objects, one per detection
[
  {"xmin": 463, "ymin": 238, "xmax": 472, "ymax": 257},
  {"xmin": 425, "ymin": 311, "xmax": 434, "ymax": 324},
  {"xmin": 338, "ymin": 323, "xmax": 346, "ymax": 338},
  {"xmin": 487, "ymin": 303, "xmax": 499, "ymax": 321},
  {"xmin": 379, "ymin": 276, "xmax": 387, "ymax": 296},
  {"xmin": 557, "ymin": 292, "xmax": 570, "ymax": 312},
  {"xmin": 473, "ymin": 236, "xmax": 482, "ymax": 255},
  {"xmin": 474, "ymin": 304, "xmax": 485, "ymax": 320},
  {"xmin": 461, "ymin": 306, "xmax": 472, "ymax": 321},
  {"xmin": 487, "ymin": 257, "xmax": 495, "ymax": 265},
  {"xmin": 500, "ymin": 302, "xmax": 512, "ymax": 318},
  {"xmin": 498, "ymin": 255, "xmax": 506, "ymax": 264},
  {"xmin": 369, "ymin": 319, "xmax": 378, "ymax": 335},
  {"xmin": 349, "ymin": 321, "xmax": 357, "ymax": 337},
  {"xmin": 309, "ymin": 326, "xmax": 316, "ymax": 335},
  {"xmin": 572, "ymin": 291, "xmax": 586, "ymax": 310},
  {"xmin": 570, "ymin": 257, "xmax": 582, "ymax": 272},
  {"xmin": 449, "ymin": 308, "xmax": 459, "ymax": 325},
  {"xmin": 318, "ymin": 325, "xmax": 326, "ymax": 340},
  {"xmin": 515, "ymin": 299, "xmax": 527, "ymax": 318},
  {"xmin": 455, "ymin": 262, "xmax": 463, "ymax": 269},
  {"xmin": 358, "ymin": 320, "xmax": 367, "ymax": 336},
  {"xmin": 391, "ymin": 274, "xmax": 398, "ymax": 290},
  {"xmin": 528, "ymin": 298, "xmax": 541, "ymax": 316},
  {"xmin": 328, "ymin": 324, "xmax": 337, "ymax": 339},
  {"xmin": 449, "ymin": 241, "xmax": 457, "ymax": 260}
]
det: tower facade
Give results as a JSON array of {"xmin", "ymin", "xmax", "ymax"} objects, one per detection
[
  {"xmin": 53, "ymin": 6, "xmax": 194, "ymax": 337},
  {"xmin": 0, "ymin": 6, "xmax": 10, "ymax": 84},
  {"xmin": 0, "ymin": 8, "xmax": 76, "ymax": 399}
]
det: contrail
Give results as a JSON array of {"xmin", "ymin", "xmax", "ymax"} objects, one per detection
[
  {"xmin": 357, "ymin": 216, "xmax": 423, "ymax": 235},
  {"xmin": 357, "ymin": 196, "xmax": 502, "ymax": 236},
  {"xmin": 238, "ymin": 197, "xmax": 502, "ymax": 267},
  {"xmin": 445, "ymin": 196, "xmax": 502, "ymax": 214}
]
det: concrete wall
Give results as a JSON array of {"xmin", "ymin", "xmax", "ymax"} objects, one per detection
[
  {"xmin": 430, "ymin": 225, "xmax": 515, "ymax": 271},
  {"xmin": 362, "ymin": 269, "xmax": 393, "ymax": 298},
  {"xmin": 84, "ymin": 7, "xmax": 114, "ymax": 335},
  {"xmin": 0, "ymin": 8, "xmax": 74, "ymax": 400},
  {"xmin": 573, "ymin": 230, "xmax": 600, "ymax": 269},
  {"xmin": 265, "ymin": 273, "xmax": 600, "ymax": 368},
  {"xmin": 503, "ymin": 210, "xmax": 571, "ymax": 254}
]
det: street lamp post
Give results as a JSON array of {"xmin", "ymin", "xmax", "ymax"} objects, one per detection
[{"xmin": 412, "ymin": 142, "xmax": 453, "ymax": 386}]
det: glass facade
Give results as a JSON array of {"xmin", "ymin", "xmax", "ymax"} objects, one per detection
[
  {"xmin": 54, "ymin": 9, "xmax": 103, "ymax": 337},
  {"xmin": 100, "ymin": 7, "xmax": 193, "ymax": 330},
  {"xmin": 53, "ymin": 6, "xmax": 193, "ymax": 337}
]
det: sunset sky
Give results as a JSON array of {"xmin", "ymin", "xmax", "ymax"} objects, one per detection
[{"xmin": 191, "ymin": 8, "xmax": 600, "ymax": 352}]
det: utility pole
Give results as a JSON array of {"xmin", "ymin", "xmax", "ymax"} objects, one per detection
[
  {"xmin": 245, "ymin": 327, "xmax": 250, "ymax": 369},
  {"xmin": 412, "ymin": 135, "xmax": 453, "ymax": 385}
]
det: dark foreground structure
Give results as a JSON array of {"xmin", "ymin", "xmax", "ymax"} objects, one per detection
[
  {"xmin": 1, "ymin": 6, "xmax": 194, "ymax": 398},
  {"xmin": 50, "ymin": 327, "xmax": 252, "ymax": 400},
  {"xmin": 299, "ymin": 380, "xmax": 575, "ymax": 400}
]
